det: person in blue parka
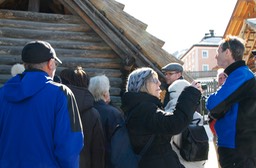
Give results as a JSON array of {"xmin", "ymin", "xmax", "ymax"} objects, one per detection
[{"xmin": 0, "ymin": 41, "xmax": 83, "ymax": 168}]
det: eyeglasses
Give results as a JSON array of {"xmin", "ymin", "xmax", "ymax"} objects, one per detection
[{"xmin": 165, "ymin": 71, "xmax": 178, "ymax": 76}]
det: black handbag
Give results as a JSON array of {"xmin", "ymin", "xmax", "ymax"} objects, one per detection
[{"xmin": 179, "ymin": 119, "xmax": 209, "ymax": 161}]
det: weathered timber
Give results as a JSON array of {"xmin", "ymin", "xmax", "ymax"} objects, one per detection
[
  {"xmin": 0, "ymin": 46, "xmax": 116, "ymax": 59},
  {"xmin": 0, "ymin": 64, "xmax": 11, "ymax": 74},
  {"xmin": 0, "ymin": 54, "xmax": 121, "ymax": 69},
  {"xmin": 62, "ymin": 0, "xmax": 165, "ymax": 77},
  {"xmin": 0, "ymin": 55, "xmax": 22, "ymax": 64},
  {"xmin": 0, "ymin": 9, "xmax": 82, "ymax": 23},
  {"xmin": 83, "ymin": 68, "xmax": 122, "ymax": 78},
  {"xmin": 0, "ymin": 18, "xmax": 91, "ymax": 32},
  {"xmin": 1, "ymin": 65, "xmax": 122, "ymax": 84},
  {"xmin": 109, "ymin": 96, "xmax": 122, "ymax": 107},
  {"xmin": 0, "ymin": 27, "xmax": 102, "ymax": 42},
  {"xmin": 61, "ymin": 0, "xmax": 134, "ymax": 63},
  {"xmin": 110, "ymin": 87, "xmax": 121, "ymax": 96},
  {"xmin": 60, "ymin": 61, "xmax": 121, "ymax": 69},
  {"xmin": 90, "ymin": 0, "xmax": 183, "ymax": 67},
  {"xmin": 55, "ymin": 49, "xmax": 117, "ymax": 58},
  {"xmin": 0, "ymin": 37, "xmax": 111, "ymax": 51},
  {"xmin": 0, "ymin": 46, "xmax": 118, "ymax": 60},
  {"xmin": 0, "ymin": 74, "xmax": 11, "ymax": 83}
]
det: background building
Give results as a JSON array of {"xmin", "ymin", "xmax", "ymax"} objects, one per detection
[{"xmin": 179, "ymin": 30, "xmax": 221, "ymax": 95}]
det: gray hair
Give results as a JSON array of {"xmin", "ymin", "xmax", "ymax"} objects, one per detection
[
  {"xmin": 88, "ymin": 74, "xmax": 110, "ymax": 102},
  {"xmin": 126, "ymin": 67, "xmax": 156, "ymax": 93},
  {"xmin": 11, "ymin": 63, "xmax": 25, "ymax": 76},
  {"xmin": 23, "ymin": 61, "xmax": 48, "ymax": 70}
]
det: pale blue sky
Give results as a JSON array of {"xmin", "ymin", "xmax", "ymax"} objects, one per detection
[{"xmin": 116, "ymin": 0, "xmax": 237, "ymax": 54}]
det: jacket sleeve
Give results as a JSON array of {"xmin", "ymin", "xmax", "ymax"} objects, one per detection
[
  {"xmin": 54, "ymin": 86, "xmax": 84, "ymax": 168},
  {"xmin": 206, "ymin": 68, "xmax": 254, "ymax": 119},
  {"xmin": 146, "ymin": 86, "xmax": 201, "ymax": 135}
]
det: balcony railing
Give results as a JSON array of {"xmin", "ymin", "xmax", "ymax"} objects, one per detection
[{"xmin": 185, "ymin": 70, "xmax": 217, "ymax": 79}]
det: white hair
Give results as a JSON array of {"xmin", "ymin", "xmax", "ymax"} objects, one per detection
[
  {"xmin": 11, "ymin": 63, "xmax": 25, "ymax": 76},
  {"xmin": 88, "ymin": 75, "xmax": 110, "ymax": 102}
]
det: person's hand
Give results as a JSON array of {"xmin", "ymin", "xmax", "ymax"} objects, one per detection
[{"xmin": 191, "ymin": 81, "xmax": 203, "ymax": 93}]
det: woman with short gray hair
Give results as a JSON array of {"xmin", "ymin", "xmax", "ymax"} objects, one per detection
[{"xmin": 121, "ymin": 67, "xmax": 202, "ymax": 168}]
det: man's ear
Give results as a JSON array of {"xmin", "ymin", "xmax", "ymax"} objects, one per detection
[{"xmin": 47, "ymin": 59, "xmax": 55, "ymax": 70}]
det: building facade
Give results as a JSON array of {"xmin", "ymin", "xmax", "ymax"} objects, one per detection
[{"xmin": 180, "ymin": 30, "xmax": 221, "ymax": 72}]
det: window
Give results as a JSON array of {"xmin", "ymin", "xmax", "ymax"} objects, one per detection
[
  {"xmin": 202, "ymin": 64, "xmax": 209, "ymax": 71},
  {"xmin": 202, "ymin": 50, "xmax": 208, "ymax": 58}
]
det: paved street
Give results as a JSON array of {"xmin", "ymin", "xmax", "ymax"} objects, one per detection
[{"xmin": 204, "ymin": 124, "xmax": 219, "ymax": 168}]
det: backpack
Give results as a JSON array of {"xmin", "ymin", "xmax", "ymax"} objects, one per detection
[
  {"xmin": 179, "ymin": 122, "xmax": 209, "ymax": 161},
  {"xmin": 111, "ymin": 113, "xmax": 154, "ymax": 168}
]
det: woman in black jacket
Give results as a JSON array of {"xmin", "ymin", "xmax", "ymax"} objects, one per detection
[
  {"xmin": 121, "ymin": 67, "xmax": 201, "ymax": 168},
  {"xmin": 60, "ymin": 67, "xmax": 105, "ymax": 168}
]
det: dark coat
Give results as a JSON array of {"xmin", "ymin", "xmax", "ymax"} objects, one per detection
[
  {"xmin": 121, "ymin": 86, "xmax": 201, "ymax": 168},
  {"xmin": 67, "ymin": 85, "xmax": 105, "ymax": 168},
  {"xmin": 94, "ymin": 100, "xmax": 124, "ymax": 168}
]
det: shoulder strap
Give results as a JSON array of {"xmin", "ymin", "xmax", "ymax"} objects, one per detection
[
  {"xmin": 139, "ymin": 135, "xmax": 155, "ymax": 156},
  {"xmin": 192, "ymin": 118, "xmax": 201, "ymax": 125}
]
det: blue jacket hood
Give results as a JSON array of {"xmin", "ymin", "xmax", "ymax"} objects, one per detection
[{"xmin": 2, "ymin": 70, "xmax": 52, "ymax": 102}]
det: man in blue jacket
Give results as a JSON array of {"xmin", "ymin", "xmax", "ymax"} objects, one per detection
[
  {"xmin": 206, "ymin": 36, "xmax": 256, "ymax": 168},
  {"xmin": 0, "ymin": 41, "xmax": 84, "ymax": 168}
]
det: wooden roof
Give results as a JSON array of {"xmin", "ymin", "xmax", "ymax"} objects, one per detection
[
  {"xmin": 61, "ymin": 0, "xmax": 192, "ymax": 80},
  {"xmin": 223, "ymin": 0, "xmax": 256, "ymax": 72},
  {"xmin": 0, "ymin": 0, "xmax": 194, "ymax": 81}
]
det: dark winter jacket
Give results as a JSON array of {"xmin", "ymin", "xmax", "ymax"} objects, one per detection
[
  {"xmin": 94, "ymin": 100, "xmax": 124, "ymax": 168},
  {"xmin": 206, "ymin": 60, "xmax": 256, "ymax": 156},
  {"xmin": 0, "ymin": 70, "xmax": 83, "ymax": 168},
  {"xmin": 121, "ymin": 86, "xmax": 201, "ymax": 168},
  {"xmin": 66, "ymin": 85, "xmax": 105, "ymax": 168}
]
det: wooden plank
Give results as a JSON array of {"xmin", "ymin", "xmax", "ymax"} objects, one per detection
[
  {"xmin": 0, "ymin": 55, "xmax": 23, "ymax": 64},
  {"xmin": 0, "ymin": 54, "xmax": 121, "ymax": 67},
  {"xmin": 0, "ymin": 46, "xmax": 116, "ymax": 59},
  {"xmin": 84, "ymin": 68, "xmax": 122, "ymax": 77},
  {"xmin": 62, "ymin": 0, "xmax": 167, "ymax": 77},
  {"xmin": 0, "ymin": 37, "xmax": 111, "ymax": 51},
  {"xmin": 1, "ymin": 65, "xmax": 122, "ymax": 78},
  {"xmin": 0, "ymin": 74, "xmax": 122, "ymax": 94},
  {"xmin": 0, "ymin": 74, "xmax": 11, "ymax": 83},
  {"xmin": 0, "ymin": 18, "xmax": 91, "ymax": 32},
  {"xmin": 0, "ymin": 27, "xmax": 102, "ymax": 42},
  {"xmin": 0, "ymin": 9, "xmax": 82, "ymax": 23},
  {"xmin": 110, "ymin": 87, "xmax": 121, "ymax": 96},
  {"xmin": 89, "ymin": 0, "xmax": 183, "ymax": 67}
]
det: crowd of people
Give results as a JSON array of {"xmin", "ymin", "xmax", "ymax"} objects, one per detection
[{"xmin": 0, "ymin": 35, "xmax": 256, "ymax": 168}]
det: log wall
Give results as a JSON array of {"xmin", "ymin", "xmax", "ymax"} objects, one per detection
[{"xmin": 0, "ymin": 9, "xmax": 123, "ymax": 106}]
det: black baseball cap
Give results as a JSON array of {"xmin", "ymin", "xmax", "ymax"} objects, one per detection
[{"xmin": 22, "ymin": 40, "xmax": 62, "ymax": 64}]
